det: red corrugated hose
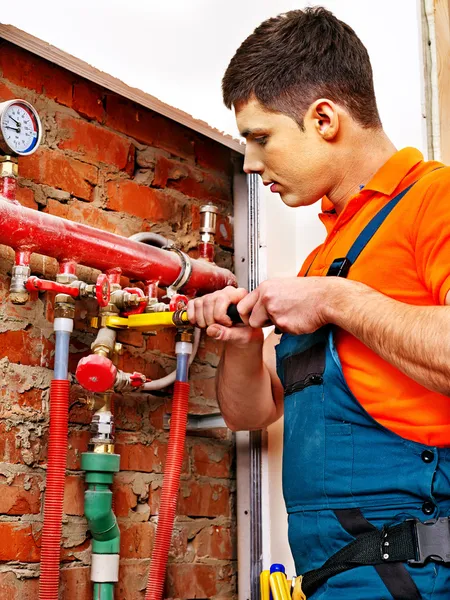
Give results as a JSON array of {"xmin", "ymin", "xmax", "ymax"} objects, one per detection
[
  {"xmin": 39, "ymin": 379, "xmax": 70, "ymax": 599},
  {"xmin": 145, "ymin": 380, "xmax": 191, "ymax": 600}
]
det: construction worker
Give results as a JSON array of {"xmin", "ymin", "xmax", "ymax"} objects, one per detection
[{"xmin": 188, "ymin": 7, "xmax": 450, "ymax": 600}]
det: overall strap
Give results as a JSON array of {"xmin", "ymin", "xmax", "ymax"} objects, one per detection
[{"xmin": 326, "ymin": 182, "xmax": 416, "ymax": 278}]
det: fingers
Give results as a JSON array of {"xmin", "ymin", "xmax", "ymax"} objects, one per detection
[
  {"xmin": 237, "ymin": 289, "xmax": 271, "ymax": 327},
  {"xmin": 187, "ymin": 286, "xmax": 248, "ymax": 328},
  {"xmin": 206, "ymin": 324, "xmax": 264, "ymax": 347}
]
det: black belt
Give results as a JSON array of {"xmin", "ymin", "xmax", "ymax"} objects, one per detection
[{"xmin": 300, "ymin": 510, "xmax": 450, "ymax": 599}]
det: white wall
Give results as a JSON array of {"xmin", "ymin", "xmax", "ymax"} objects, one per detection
[{"xmin": 5, "ymin": 0, "xmax": 427, "ymax": 581}]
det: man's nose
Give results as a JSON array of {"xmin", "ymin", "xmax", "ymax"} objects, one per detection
[{"xmin": 243, "ymin": 150, "xmax": 264, "ymax": 175}]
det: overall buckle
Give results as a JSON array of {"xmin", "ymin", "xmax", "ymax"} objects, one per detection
[{"xmin": 408, "ymin": 517, "xmax": 450, "ymax": 565}]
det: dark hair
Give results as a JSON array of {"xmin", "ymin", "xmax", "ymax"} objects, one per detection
[{"xmin": 222, "ymin": 7, "xmax": 381, "ymax": 129}]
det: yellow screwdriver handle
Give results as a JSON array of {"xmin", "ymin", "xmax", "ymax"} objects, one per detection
[
  {"xmin": 269, "ymin": 572, "xmax": 291, "ymax": 600},
  {"xmin": 260, "ymin": 570, "xmax": 270, "ymax": 600}
]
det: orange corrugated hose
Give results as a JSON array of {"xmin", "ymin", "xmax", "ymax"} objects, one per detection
[
  {"xmin": 39, "ymin": 379, "xmax": 70, "ymax": 599},
  {"xmin": 145, "ymin": 380, "xmax": 190, "ymax": 600}
]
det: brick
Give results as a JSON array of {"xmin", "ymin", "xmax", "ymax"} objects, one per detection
[
  {"xmin": 178, "ymin": 480, "xmax": 230, "ymax": 517},
  {"xmin": 146, "ymin": 328, "xmax": 176, "ymax": 355},
  {"xmin": 117, "ymin": 329, "xmax": 144, "ymax": 348},
  {"xmin": 0, "ymin": 80, "xmax": 16, "ymax": 101},
  {"xmin": 112, "ymin": 478, "xmax": 137, "ymax": 517},
  {"xmin": 115, "ymin": 435, "xmax": 167, "ymax": 473},
  {"xmin": 63, "ymin": 475, "xmax": 85, "ymax": 516},
  {"xmin": 0, "ymin": 423, "xmax": 23, "ymax": 463},
  {"xmin": 44, "ymin": 198, "xmax": 139, "ymax": 237},
  {"xmin": 0, "ymin": 387, "xmax": 45, "ymax": 419},
  {"xmin": 154, "ymin": 155, "xmax": 231, "ymax": 203},
  {"xmin": 196, "ymin": 335, "xmax": 223, "ymax": 366},
  {"xmin": 0, "ymin": 473, "xmax": 42, "ymax": 515},
  {"xmin": 190, "ymin": 374, "xmax": 217, "ymax": 403},
  {"xmin": 19, "ymin": 148, "xmax": 97, "ymax": 201},
  {"xmin": 73, "ymin": 80, "xmax": 104, "ymax": 122},
  {"xmin": 165, "ymin": 563, "xmax": 231, "ymax": 599},
  {"xmin": 16, "ymin": 185, "xmax": 38, "ymax": 210},
  {"xmin": 150, "ymin": 480, "xmax": 230, "ymax": 517},
  {"xmin": 119, "ymin": 521, "xmax": 155, "ymax": 558},
  {"xmin": 0, "ymin": 329, "xmax": 46, "ymax": 366},
  {"xmin": 193, "ymin": 525, "xmax": 234, "ymax": 559},
  {"xmin": 195, "ymin": 135, "xmax": 233, "ymax": 174},
  {"xmin": 191, "ymin": 440, "xmax": 233, "ymax": 478},
  {"xmin": 57, "ymin": 114, "xmax": 135, "ymax": 173},
  {"xmin": 0, "ymin": 41, "xmax": 74, "ymax": 107},
  {"xmin": 105, "ymin": 94, "xmax": 195, "ymax": 160},
  {"xmin": 60, "ymin": 565, "xmax": 92, "ymax": 599},
  {"xmin": 0, "ymin": 522, "xmax": 40, "ymax": 561},
  {"xmin": 67, "ymin": 430, "xmax": 90, "ymax": 470},
  {"xmin": 106, "ymin": 179, "xmax": 181, "ymax": 222},
  {"xmin": 115, "ymin": 562, "xmax": 147, "ymax": 599},
  {"xmin": 114, "ymin": 394, "xmax": 149, "ymax": 432},
  {"xmin": 0, "ymin": 572, "xmax": 39, "ymax": 600}
]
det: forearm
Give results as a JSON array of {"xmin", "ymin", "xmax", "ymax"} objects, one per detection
[
  {"xmin": 327, "ymin": 279, "xmax": 450, "ymax": 396},
  {"xmin": 216, "ymin": 340, "xmax": 277, "ymax": 431}
]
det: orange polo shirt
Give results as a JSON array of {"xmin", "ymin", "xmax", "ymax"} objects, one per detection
[{"xmin": 300, "ymin": 147, "xmax": 450, "ymax": 447}]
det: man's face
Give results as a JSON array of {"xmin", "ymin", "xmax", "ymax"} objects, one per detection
[{"xmin": 235, "ymin": 97, "xmax": 333, "ymax": 208}]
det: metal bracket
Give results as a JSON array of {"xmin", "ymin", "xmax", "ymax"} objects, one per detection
[{"xmin": 163, "ymin": 413, "xmax": 227, "ymax": 431}]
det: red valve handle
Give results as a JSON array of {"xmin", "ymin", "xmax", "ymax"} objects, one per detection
[
  {"xmin": 25, "ymin": 276, "xmax": 80, "ymax": 297},
  {"xmin": 95, "ymin": 274, "xmax": 111, "ymax": 307},
  {"xmin": 122, "ymin": 287, "xmax": 146, "ymax": 317},
  {"xmin": 76, "ymin": 354, "xmax": 117, "ymax": 392},
  {"xmin": 129, "ymin": 372, "xmax": 147, "ymax": 388},
  {"xmin": 169, "ymin": 294, "xmax": 188, "ymax": 311}
]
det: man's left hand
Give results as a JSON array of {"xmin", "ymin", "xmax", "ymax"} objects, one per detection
[{"xmin": 237, "ymin": 276, "xmax": 346, "ymax": 335}]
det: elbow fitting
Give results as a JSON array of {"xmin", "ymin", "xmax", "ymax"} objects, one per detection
[
  {"xmin": 84, "ymin": 489, "xmax": 120, "ymax": 552},
  {"xmin": 82, "ymin": 452, "xmax": 121, "ymax": 584}
]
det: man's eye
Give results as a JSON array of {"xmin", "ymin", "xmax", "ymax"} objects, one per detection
[{"xmin": 254, "ymin": 136, "xmax": 268, "ymax": 146}]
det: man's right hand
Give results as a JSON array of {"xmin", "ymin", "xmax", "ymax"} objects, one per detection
[{"xmin": 187, "ymin": 286, "xmax": 264, "ymax": 347}]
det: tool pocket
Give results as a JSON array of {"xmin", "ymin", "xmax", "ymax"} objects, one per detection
[{"xmin": 283, "ymin": 343, "xmax": 326, "ymax": 396}]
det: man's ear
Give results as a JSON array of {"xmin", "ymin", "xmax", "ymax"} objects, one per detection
[{"xmin": 308, "ymin": 99, "xmax": 340, "ymax": 141}]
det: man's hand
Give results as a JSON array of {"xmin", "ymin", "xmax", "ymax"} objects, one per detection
[
  {"xmin": 237, "ymin": 276, "xmax": 343, "ymax": 334},
  {"xmin": 187, "ymin": 286, "xmax": 264, "ymax": 347}
]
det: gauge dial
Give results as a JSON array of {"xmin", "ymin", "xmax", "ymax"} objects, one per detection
[{"xmin": 0, "ymin": 99, "xmax": 42, "ymax": 156}]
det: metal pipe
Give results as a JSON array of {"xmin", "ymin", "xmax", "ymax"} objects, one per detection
[{"xmin": 0, "ymin": 196, "xmax": 236, "ymax": 295}]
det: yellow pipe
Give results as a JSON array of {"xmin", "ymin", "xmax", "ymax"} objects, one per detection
[{"xmin": 91, "ymin": 311, "xmax": 190, "ymax": 332}]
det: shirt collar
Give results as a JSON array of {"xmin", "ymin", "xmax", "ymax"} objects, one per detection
[{"xmin": 318, "ymin": 147, "xmax": 424, "ymax": 231}]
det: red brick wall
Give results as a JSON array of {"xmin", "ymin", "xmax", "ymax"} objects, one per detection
[{"xmin": 0, "ymin": 39, "xmax": 239, "ymax": 599}]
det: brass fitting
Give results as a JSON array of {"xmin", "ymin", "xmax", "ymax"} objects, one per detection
[
  {"xmin": 54, "ymin": 295, "xmax": 76, "ymax": 320},
  {"xmin": 0, "ymin": 155, "xmax": 19, "ymax": 178}
]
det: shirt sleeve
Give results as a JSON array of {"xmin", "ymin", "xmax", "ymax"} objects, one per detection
[{"xmin": 414, "ymin": 167, "xmax": 450, "ymax": 305}]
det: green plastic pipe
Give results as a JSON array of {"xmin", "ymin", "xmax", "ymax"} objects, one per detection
[
  {"xmin": 82, "ymin": 452, "xmax": 121, "ymax": 594},
  {"xmin": 93, "ymin": 582, "xmax": 115, "ymax": 600}
]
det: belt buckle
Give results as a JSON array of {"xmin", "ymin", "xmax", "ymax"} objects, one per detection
[{"xmin": 408, "ymin": 517, "xmax": 450, "ymax": 565}]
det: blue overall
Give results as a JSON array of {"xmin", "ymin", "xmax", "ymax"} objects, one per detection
[{"xmin": 275, "ymin": 185, "xmax": 450, "ymax": 599}]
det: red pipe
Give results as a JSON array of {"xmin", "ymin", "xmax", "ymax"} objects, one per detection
[
  {"xmin": 0, "ymin": 197, "xmax": 236, "ymax": 295},
  {"xmin": 39, "ymin": 379, "xmax": 70, "ymax": 600},
  {"xmin": 145, "ymin": 380, "xmax": 190, "ymax": 600}
]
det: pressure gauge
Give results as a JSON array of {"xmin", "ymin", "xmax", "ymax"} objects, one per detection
[{"xmin": 0, "ymin": 99, "xmax": 42, "ymax": 156}]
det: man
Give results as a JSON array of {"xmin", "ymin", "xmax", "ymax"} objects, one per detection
[{"xmin": 188, "ymin": 7, "xmax": 450, "ymax": 599}]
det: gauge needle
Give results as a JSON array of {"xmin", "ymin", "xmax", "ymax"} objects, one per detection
[
  {"xmin": 9, "ymin": 115, "xmax": 20, "ymax": 126},
  {"xmin": 5, "ymin": 126, "xmax": 20, "ymax": 132}
]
